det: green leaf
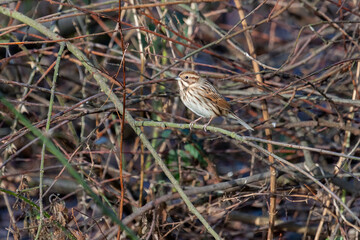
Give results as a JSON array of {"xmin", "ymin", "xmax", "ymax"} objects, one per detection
[
  {"xmin": 184, "ymin": 144, "xmax": 200, "ymax": 159},
  {"xmin": 161, "ymin": 129, "xmax": 172, "ymax": 138}
]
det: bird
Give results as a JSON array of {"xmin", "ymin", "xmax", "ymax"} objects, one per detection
[{"xmin": 175, "ymin": 70, "xmax": 253, "ymax": 131}]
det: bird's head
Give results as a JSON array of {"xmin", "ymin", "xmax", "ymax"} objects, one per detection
[{"xmin": 175, "ymin": 70, "xmax": 200, "ymax": 86}]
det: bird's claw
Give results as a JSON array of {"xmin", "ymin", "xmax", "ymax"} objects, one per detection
[{"xmin": 190, "ymin": 123, "xmax": 208, "ymax": 132}]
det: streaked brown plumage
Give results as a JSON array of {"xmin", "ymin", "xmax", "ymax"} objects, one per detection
[{"xmin": 175, "ymin": 70, "xmax": 253, "ymax": 131}]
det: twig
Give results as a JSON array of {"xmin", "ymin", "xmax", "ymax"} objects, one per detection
[
  {"xmin": 0, "ymin": 6, "xmax": 138, "ymax": 239},
  {"xmin": 0, "ymin": 6, "xmax": 222, "ymax": 240},
  {"xmin": 35, "ymin": 42, "xmax": 65, "ymax": 240},
  {"xmin": 233, "ymin": 1, "xmax": 276, "ymax": 238},
  {"xmin": 133, "ymin": 120, "xmax": 360, "ymax": 225}
]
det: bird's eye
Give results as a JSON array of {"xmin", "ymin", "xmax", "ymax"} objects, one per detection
[{"xmin": 185, "ymin": 76, "xmax": 189, "ymax": 79}]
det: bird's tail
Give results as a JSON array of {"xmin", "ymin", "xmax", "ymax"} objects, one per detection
[{"xmin": 228, "ymin": 112, "xmax": 254, "ymax": 131}]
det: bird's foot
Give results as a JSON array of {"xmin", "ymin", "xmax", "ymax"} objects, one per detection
[
  {"xmin": 203, "ymin": 125, "xmax": 208, "ymax": 132},
  {"xmin": 189, "ymin": 117, "xmax": 203, "ymax": 131},
  {"xmin": 202, "ymin": 117, "xmax": 214, "ymax": 132}
]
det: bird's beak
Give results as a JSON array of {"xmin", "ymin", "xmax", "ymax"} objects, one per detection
[{"xmin": 175, "ymin": 77, "xmax": 181, "ymax": 81}]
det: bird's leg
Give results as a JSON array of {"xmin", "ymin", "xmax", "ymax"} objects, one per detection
[
  {"xmin": 203, "ymin": 116, "xmax": 214, "ymax": 132},
  {"xmin": 189, "ymin": 117, "xmax": 203, "ymax": 130}
]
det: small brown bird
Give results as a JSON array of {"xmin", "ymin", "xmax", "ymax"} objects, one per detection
[{"xmin": 175, "ymin": 70, "xmax": 253, "ymax": 131}]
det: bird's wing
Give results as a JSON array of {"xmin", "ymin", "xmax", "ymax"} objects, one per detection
[{"xmin": 202, "ymin": 80, "xmax": 230, "ymax": 113}]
